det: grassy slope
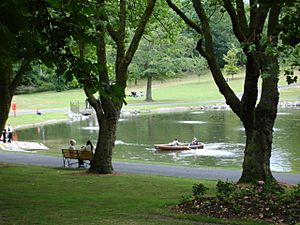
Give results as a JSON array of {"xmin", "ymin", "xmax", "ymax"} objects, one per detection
[{"xmin": 0, "ymin": 163, "xmax": 269, "ymax": 225}]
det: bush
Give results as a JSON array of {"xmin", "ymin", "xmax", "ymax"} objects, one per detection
[
  {"xmin": 192, "ymin": 183, "xmax": 208, "ymax": 197},
  {"xmin": 216, "ymin": 180, "xmax": 236, "ymax": 198}
]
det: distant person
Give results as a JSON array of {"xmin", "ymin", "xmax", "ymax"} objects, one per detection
[
  {"xmin": 36, "ymin": 109, "xmax": 42, "ymax": 115},
  {"xmin": 68, "ymin": 139, "xmax": 76, "ymax": 150},
  {"xmin": 191, "ymin": 137, "xmax": 199, "ymax": 145},
  {"xmin": 79, "ymin": 140, "xmax": 94, "ymax": 167},
  {"xmin": 169, "ymin": 138, "xmax": 181, "ymax": 146},
  {"xmin": 2, "ymin": 128, "xmax": 7, "ymax": 143},
  {"xmin": 81, "ymin": 140, "xmax": 94, "ymax": 153},
  {"xmin": 7, "ymin": 124, "xmax": 13, "ymax": 143}
]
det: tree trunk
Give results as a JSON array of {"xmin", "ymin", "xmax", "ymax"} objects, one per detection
[
  {"xmin": 88, "ymin": 101, "xmax": 121, "ymax": 174},
  {"xmin": 0, "ymin": 63, "xmax": 13, "ymax": 133},
  {"xmin": 0, "ymin": 60, "xmax": 29, "ymax": 132},
  {"xmin": 145, "ymin": 76, "xmax": 153, "ymax": 101},
  {"xmin": 239, "ymin": 127, "xmax": 274, "ymax": 182},
  {"xmin": 239, "ymin": 54, "xmax": 279, "ymax": 183}
]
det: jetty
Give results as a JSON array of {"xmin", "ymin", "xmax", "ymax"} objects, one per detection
[{"xmin": 0, "ymin": 141, "xmax": 48, "ymax": 152}]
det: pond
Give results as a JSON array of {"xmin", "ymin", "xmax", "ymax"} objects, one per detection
[{"xmin": 15, "ymin": 108, "xmax": 300, "ymax": 173}]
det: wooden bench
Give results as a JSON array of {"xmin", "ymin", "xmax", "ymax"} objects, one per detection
[{"xmin": 61, "ymin": 149, "xmax": 94, "ymax": 168}]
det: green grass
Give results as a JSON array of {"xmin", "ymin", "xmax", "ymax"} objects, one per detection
[
  {"xmin": 0, "ymin": 163, "xmax": 270, "ymax": 225},
  {"xmin": 7, "ymin": 112, "xmax": 67, "ymax": 129},
  {"xmin": 12, "ymin": 89, "xmax": 87, "ymax": 110},
  {"xmin": 279, "ymin": 85, "xmax": 300, "ymax": 101}
]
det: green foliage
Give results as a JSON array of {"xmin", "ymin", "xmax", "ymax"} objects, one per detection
[
  {"xmin": 260, "ymin": 179, "xmax": 285, "ymax": 196},
  {"xmin": 130, "ymin": 31, "xmax": 207, "ymax": 83},
  {"xmin": 216, "ymin": 180, "xmax": 236, "ymax": 198},
  {"xmin": 179, "ymin": 195, "xmax": 193, "ymax": 204},
  {"xmin": 182, "ymin": 180, "xmax": 300, "ymax": 224},
  {"xmin": 291, "ymin": 183, "xmax": 300, "ymax": 197},
  {"xmin": 192, "ymin": 183, "xmax": 209, "ymax": 197},
  {"xmin": 223, "ymin": 46, "xmax": 240, "ymax": 79},
  {"xmin": 280, "ymin": 1, "xmax": 300, "ymax": 47}
]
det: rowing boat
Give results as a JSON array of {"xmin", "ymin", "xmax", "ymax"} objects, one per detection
[{"xmin": 154, "ymin": 143, "xmax": 204, "ymax": 151}]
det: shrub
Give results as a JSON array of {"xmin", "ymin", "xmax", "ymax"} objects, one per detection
[
  {"xmin": 192, "ymin": 183, "xmax": 208, "ymax": 197},
  {"xmin": 216, "ymin": 180, "xmax": 236, "ymax": 198}
]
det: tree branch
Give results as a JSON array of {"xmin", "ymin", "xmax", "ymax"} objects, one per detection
[
  {"xmin": 222, "ymin": 0, "xmax": 246, "ymax": 42},
  {"xmin": 122, "ymin": 0, "xmax": 156, "ymax": 73},
  {"xmin": 165, "ymin": 0, "xmax": 202, "ymax": 34},
  {"xmin": 192, "ymin": 0, "xmax": 241, "ymax": 117},
  {"xmin": 10, "ymin": 59, "xmax": 31, "ymax": 94},
  {"xmin": 236, "ymin": 0, "xmax": 248, "ymax": 32}
]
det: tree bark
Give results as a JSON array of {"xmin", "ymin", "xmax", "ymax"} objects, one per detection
[
  {"xmin": 0, "ymin": 63, "xmax": 13, "ymax": 133},
  {"xmin": 83, "ymin": 0, "xmax": 156, "ymax": 174},
  {"xmin": 0, "ymin": 60, "xmax": 29, "ymax": 132},
  {"xmin": 145, "ymin": 76, "xmax": 153, "ymax": 102},
  {"xmin": 88, "ymin": 100, "xmax": 121, "ymax": 174}
]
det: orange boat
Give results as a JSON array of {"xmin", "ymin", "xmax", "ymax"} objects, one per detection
[{"xmin": 154, "ymin": 143, "xmax": 204, "ymax": 151}]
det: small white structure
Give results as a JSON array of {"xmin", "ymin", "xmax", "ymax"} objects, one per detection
[{"xmin": 0, "ymin": 141, "xmax": 48, "ymax": 152}]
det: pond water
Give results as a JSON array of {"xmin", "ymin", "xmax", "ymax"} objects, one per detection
[{"xmin": 16, "ymin": 108, "xmax": 300, "ymax": 173}]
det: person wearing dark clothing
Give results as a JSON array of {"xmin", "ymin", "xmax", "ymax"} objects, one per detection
[
  {"xmin": 7, "ymin": 125, "xmax": 13, "ymax": 143},
  {"xmin": 79, "ymin": 140, "xmax": 94, "ymax": 167},
  {"xmin": 2, "ymin": 129, "xmax": 6, "ymax": 143}
]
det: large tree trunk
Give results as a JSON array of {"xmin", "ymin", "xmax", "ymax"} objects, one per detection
[
  {"xmin": 145, "ymin": 76, "xmax": 153, "ymax": 102},
  {"xmin": 240, "ymin": 125, "xmax": 274, "ymax": 182},
  {"xmin": 0, "ymin": 64, "xmax": 13, "ymax": 133},
  {"xmin": 0, "ymin": 60, "xmax": 29, "ymax": 132},
  {"xmin": 240, "ymin": 53, "xmax": 279, "ymax": 182},
  {"xmin": 88, "ymin": 98, "xmax": 121, "ymax": 174}
]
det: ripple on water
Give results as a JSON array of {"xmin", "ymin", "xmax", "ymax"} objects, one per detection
[
  {"xmin": 81, "ymin": 126, "xmax": 99, "ymax": 130},
  {"xmin": 178, "ymin": 121, "xmax": 207, "ymax": 124},
  {"xmin": 190, "ymin": 111, "xmax": 205, "ymax": 114}
]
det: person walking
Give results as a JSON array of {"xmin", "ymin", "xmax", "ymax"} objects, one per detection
[
  {"xmin": 7, "ymin": 125, "xmax": 13, "ymax": 143},
  {"xmin": 2, "ymin": 128, "xmax": 7, "ymax": 143}
]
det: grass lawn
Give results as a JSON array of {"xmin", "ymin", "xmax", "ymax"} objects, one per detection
[
  {"xmin": 7, "ymin": 112, "xmax": 67, "ymax": 129},
  {"xmin": 0, "ymin": 163, "xmax": 269, "ymax": 225}
]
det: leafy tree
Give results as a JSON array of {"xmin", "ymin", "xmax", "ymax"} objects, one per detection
[
  {"xmin": 130, "ymin": 26, "xmax": 207, "ymax": 101},
  {"xmin": 66, "ymin": 0, "xmax": 157, "ymax": 173},
  {"xmin": 1, "ymin": 0, "xmax": 156, "ymax": 174},
  {"xmin": 0, "ymin": 1, "xmax": 32, "ymax": 132},
  {"xmin": 223, "ymin": 46, "xmax": 240, "ymax": 79},
  {"xmin": 166, "ymin": 0, "xmax": 298, "ymax": 183}
]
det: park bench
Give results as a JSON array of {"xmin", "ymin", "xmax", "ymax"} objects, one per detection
[{"xmin": 61, "ymin": 149, "xmax": 94, "ymax": 168}]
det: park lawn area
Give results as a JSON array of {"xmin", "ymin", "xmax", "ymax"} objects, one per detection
[
  {"xmin": 7, "ymin": 112, "xmax": 67, "ymax": 129},
  {"xmin": 279, "ymin": 85, "xmax": 300, "ymax": 101},
  {"xmin": 12, "ymin": 89, "xmax": 87, "ymax": 110},
  {"xmin": 0, "ymin": 163, "xmax": 269, "ymax": 225}
]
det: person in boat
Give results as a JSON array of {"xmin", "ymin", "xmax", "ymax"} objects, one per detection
[
  {"xmin": 191, "ymin": 137, "xmax": 199, "ymax": 145},
  {"xmin": 169, "ymin": 138, "xmax": 182, "ymax": 146}
]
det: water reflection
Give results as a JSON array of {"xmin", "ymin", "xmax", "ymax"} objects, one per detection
[{"xmin": 15, "ymin": 108, "xmax": 300, "ymax": 173}]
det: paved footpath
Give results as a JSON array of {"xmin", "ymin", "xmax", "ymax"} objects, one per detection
[{"xmin": 0, "ymin": 151, "xmax": 299, "ymax": 184}]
